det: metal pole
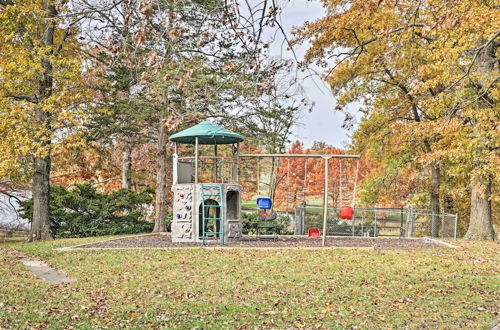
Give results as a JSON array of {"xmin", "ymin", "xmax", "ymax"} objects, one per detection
[
  {"xmin": 400, "ymin": 206, "xmax": 404, "ymax": 237},
  {"xmin": 339, "ymin": 160, "xmax": 343, "ymax": 206},
  {"xmin": 361, "ymin": 213, "xmax": 364, "ymax": 236},
  {"xmin": 303, "ymin": 158, "xmax": 307, "ymax": 200},
  {"xmin": 411, "ymin": 209, "xmax": 415, "ymax": 237},
  {"xmin": 214, "ymin": 143, "xmax": 218, "ymax": 183},
  {"xmin": 302, "ymin": 203, "xmax": 305, "ymax": 235},
  {"xmin": 351, "ymin": 212, "xmax": 355, "ymax": 237},
  {"xmin": 256, "ymin": 158, "xmax": 260, "ymax": 196},
  {"xmin": 237, "ymin": 142, "xmax": 240, "ymax": 184},
  {"xmin": 454, "ymin": 214, "xmax": 458, "ymax": 239},
  {"xmin": 431, "ymin": 213, "xmax": 436, "ymax": 237},
  {"xmin": 239, "ymin": 153, "xmax": 360, "ymax": 159},
  {"xmin": 441, "ymin": 212, "xmax": 444, "ymax": 238},
  {"xmin": 373, "ymin": 210, "xmax": 377, "ymax": 237},
  {"xmin": 194, "ymin": 137, "xmax": 199, "ymax": 240},
  {"xmin": 321, "ymin": 157, "xmax": 329, "ymax": 247},
  {"xmin": 194, "ymin": 137, "xmax": 199, "ymax": 184}
]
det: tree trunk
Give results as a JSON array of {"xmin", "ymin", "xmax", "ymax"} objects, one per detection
[
  {"xmin": 153, "ymin": 118, "xmax": 168, "ymax": 232},
  {"xmin": 464, "ymin": 176, "xmax": 495, "ymax": 240},
  {"xmin": 121, "ymin": 146, "xmax": 132, "ymax": 189},
  {"xmin": 29, "ymin": 0, "xmax": 56, "ymax": 241},
  {"xmin": 464, "ymin": 37, "xmax": 496, "ymax": 240},
  {"xmin": 430, "ymin": 162, "xmax": 441, "ymax": 237},
  {"xmin": 30, "ymin": 154, "xmax": 52, "ymax": 241}
]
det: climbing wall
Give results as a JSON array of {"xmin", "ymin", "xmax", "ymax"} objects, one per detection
[
  {"xmin": 171, "ymin": 183, "xmax": 243, "ymax": 243},
  {"xmin": 172, "ymin": 184, "xmax": 195, "ymax": 242}
]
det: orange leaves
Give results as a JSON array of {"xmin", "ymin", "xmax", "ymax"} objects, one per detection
[
  {"xmin": 139, "ymin": 72, "xmax": 149, "ymax": 85},
  {"xmin": 168, "ymin": 29, "xmax": 184, "ymax": 40},
  {"xmin": 133, "ymin": 30, "xmax": 146, "ymax": 45},
  {"xmin": 176, "ymin": 69, "xmax": 194, "ymax": 89},
  {"xmin": 222, "ymin": 62, "xmax": 238, "ymax": 73},
  {"xmin": 138, "ymin": 1, "xmax": 152, "ymax": 18}
]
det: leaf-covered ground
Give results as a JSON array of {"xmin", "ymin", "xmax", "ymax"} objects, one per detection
[{"xmin": 1, "ymin": 236, "xmax": 498, "ymax": 329}]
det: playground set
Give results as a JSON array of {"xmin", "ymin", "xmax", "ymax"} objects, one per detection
[
  {"xmin": 63, "ymin": 121, "xmax": 455, "ymax": 251},
  {"xmin": 169, "ymin": 121, "xmax": 360, "ymax": 246}
]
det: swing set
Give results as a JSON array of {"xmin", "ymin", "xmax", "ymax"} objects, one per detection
[{"xmin": 240, "ymin": 153, "xmax": 360, "ymax": 246}]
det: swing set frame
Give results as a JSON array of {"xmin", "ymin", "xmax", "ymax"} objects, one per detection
[{"xmin": 239, "ymin": 153, "xmax": 361, "ymax": 246}]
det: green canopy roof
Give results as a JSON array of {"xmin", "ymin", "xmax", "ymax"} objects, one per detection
[{"xmin": 169, "ymin": 121, "xmax": 244, "ymax": 145}]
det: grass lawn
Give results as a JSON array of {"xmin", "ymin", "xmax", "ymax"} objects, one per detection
[{"xmin": 1, "ymin": 236, "xmax": 498, "ymax": 329}]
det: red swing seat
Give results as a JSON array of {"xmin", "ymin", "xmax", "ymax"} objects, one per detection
[
  {"xmin": 308, "ymin": 227, "xmax": 321, "ymax": 238},
  {"xmin": 340, "ymin": 206, "xmax": 354, "ymax": 220}
]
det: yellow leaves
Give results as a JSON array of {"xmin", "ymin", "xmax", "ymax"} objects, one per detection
[{"xmin": 0, "ymin": 0, "xmax": 101, "ymax": 183}]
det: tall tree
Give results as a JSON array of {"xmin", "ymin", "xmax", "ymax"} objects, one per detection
[
  {"xmin": 59, "ymin": 0, "xmax": 307, "ymax": 232},
  {"xmin": 0, "ymin": 0, "xmax": 95, "ymax": 240},
  {"xmin": 295, "ymin": 0, "xmax": 498, "ymax": 239}
]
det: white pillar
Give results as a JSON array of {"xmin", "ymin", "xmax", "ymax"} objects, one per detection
[{"xmin": 194, "ymin": 137, "xmax": 199, "ymax": 184}]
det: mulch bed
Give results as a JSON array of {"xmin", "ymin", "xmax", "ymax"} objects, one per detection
[{"xmin": 73, "ymin": 234, "xmax": 444, "ymax": 249}]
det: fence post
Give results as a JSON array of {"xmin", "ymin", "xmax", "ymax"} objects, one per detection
[
  {"xmin": 294, "ymin": 203, "xmax": 304, "ymax": 235},
  {"xmin": 431, "ymin": 213, "xmax": 436, "ymax": 237},
  {"xmin": 441, "ymin": 213, "xmax": 445, "ymax": 238},
  {"xmin": 361, "ymin": 212, "xmax": 364, "ymax": 236},
  {"xmin": 294, "ymin": 206, "xmax": 298, "ymax": 235},
  {"xmin": 454, "ymin": 213, "xmax": 458, "ymax": 239},
  {"xmin": 410, "ymin": 209, "xmax": 414, "ymax": 237},
  {"xmin": 400, "ymin": 207, "xmax": 404, "ymax": 237},
  {"xmin": 373, "ymin": 210, "xmax": 377, "ymax": 237},
  {"xmin": 302, "ymin": 205, "xmax": 305, "ymax": 235},
  {"xmin": 352, "ymin": 212, "xmax": 355, "ymax": 237}
]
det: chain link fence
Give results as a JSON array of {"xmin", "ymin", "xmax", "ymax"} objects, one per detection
[{"xmin": 294, "ymin": 204, "xmax": 458, "ymax": 239}]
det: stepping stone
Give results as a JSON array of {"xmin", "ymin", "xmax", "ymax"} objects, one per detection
[
  {"xmin": 18, "ymin": 257, "xmax": 74, "ymax": 284},
  {"xmin": 2, "ymin": 248, "xmax": 73, "ymax": 284}
]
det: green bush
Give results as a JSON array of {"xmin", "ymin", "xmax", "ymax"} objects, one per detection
[
  {"xmin": 165, "ymin": 211, "xmax": 173, "ymax": 232},
  {"xmin": 20, "ymin": 184, "xmax": 154, "ymax": 238},
  {"xmin": 304, "ymin": 213, "xmax": 380, "ymax": 236},
  {"xmin": 242, "ymin": 211, "xmax": 293, "ymax": 235}
]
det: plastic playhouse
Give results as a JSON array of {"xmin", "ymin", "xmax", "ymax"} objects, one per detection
[
  {"xmin": 169, "ymin": 121, "xmax": 361, "ymax": 247},
  {"xmin": 169, "ymin": 121, "xmax": 244, "ymax": 245}
]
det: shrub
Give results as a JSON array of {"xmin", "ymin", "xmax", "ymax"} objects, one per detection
[
  {"xmin": 242, "ymin": 211, "xmax": 293, "ymax": 235},
  {"xmin": 20, "ymin": 184, "xmax": 154, "ymax": 238},
  {"xmin": 165, "ymin": 211, "xmax": 173, "ymax": 232}
]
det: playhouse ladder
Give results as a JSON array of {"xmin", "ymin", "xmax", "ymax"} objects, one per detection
[{"xmin": 201, "ymin": 184, "xmax": 225, "ymax": 246}]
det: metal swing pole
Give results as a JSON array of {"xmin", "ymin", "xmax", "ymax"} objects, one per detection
[
  {"xmin": 322, "ymin": 156, "xmax": 330, "ymax": 247},
  {"xmin": 352, "ymin": 159, "xmax": 360, "ymax": 207},
  {"xmin": 351, "ymin": 159, "xmax": 360, "ymax": 236},
  {"xmin": 339, "ymin": 159, "xmax": 343, "ymax": 207},
  {"xmin": 194, "ymin": 137, "xmax": 199, "ymax": 184},
  {"xmin": 286, "ymin": 158, "xmax": 291, "ymax": 212},
  {"xmin": 303, "ymin": 158, "xmax": 308, "ymax": 203},
  {"xmin": 256, "ymin": 157, "xmax": 260, "ymax": 196},
  {"xmin": 214, "ymin": 142, "xmax": 218, "ymax": 183}
]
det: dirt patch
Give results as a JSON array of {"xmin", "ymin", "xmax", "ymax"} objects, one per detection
[{"xmin": 71, "ymin": 234, "xmax": 444, "ymax": 249}]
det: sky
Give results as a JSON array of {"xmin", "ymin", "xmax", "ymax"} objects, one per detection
[{"xmin": 265, "ymin": 0, "xmax": 358, "ymax": 149}]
